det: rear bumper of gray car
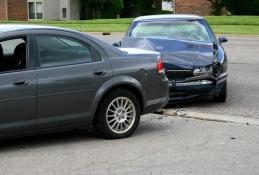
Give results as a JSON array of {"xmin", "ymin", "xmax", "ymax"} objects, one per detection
[
  {"xmin": 142, "ymin": 96, "xmax": 169, "ymax": 114},
  {"xmin": 168, "ymin": 72, "xmax": 227, "ymax": 102},
  {"xmin": 142, "ymin": 77, "xmax": 169, "ymax": 114}
]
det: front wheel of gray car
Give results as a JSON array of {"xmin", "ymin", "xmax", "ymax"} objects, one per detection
[
  {"xmin": 213, "ymin": 81, "xmax": 227, "ymax": 102},
  {"xmin": 95, "ymin": 89, "xmax": 141, "ymax": 139}
]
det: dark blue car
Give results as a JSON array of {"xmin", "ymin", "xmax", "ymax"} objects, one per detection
[{"xmin": 115, "ymin": 14, "xmax": 228, "ymax": 103}]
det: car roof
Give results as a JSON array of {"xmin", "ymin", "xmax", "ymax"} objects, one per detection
[
  {"xmin": 0, "ymin": 24, "xmax": 126, "ymax": 58},
  {"xmin": 0, "ymin": 24, "xmax": 73, "ymax": 33},
  {"xmin": 134, "ymin": 14, "xmax": 204, "ymax": 22}
]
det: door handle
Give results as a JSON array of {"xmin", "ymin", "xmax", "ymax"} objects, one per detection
[
  {"xmin": 13, "ymin": 79, "xmax": 29, "ymax": 86},
  {"xmin": 93, "ymin": 69, "xmax": 106, "ymax": 76}
]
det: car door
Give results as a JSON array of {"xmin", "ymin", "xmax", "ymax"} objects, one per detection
[
  {"xmin": 34, "ymin": 32, "xmax": 111, "ymax": 129},
  {"xmin": 0, "ymin": 35, "xmax": 36, "ymax": 134}
]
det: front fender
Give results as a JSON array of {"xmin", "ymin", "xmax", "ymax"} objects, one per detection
[{"xmin": 216, "ymin": 45, "xmax": 228, "ymax": 73}]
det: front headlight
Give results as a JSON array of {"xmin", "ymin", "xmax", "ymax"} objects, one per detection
[
  {"xmin": 213, "ymin": 62, "xmax": 223, "ymax": 76},
  {"xmin": 193, "ymin": 66, "xmax": 213, "ymax": 76}
]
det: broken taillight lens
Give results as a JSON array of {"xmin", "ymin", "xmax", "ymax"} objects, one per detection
[{"xmin": 157, "ymin": 57, "xmax": 164, "ymax": 74}]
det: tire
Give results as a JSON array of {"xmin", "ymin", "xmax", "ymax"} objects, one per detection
[
  {"xmin": 94, "ymin": 89, "xmax": 141, "ymax": 139},
  {"xmin": 213, "ymin": 81, "xmax": 227, "ymax": 102}
]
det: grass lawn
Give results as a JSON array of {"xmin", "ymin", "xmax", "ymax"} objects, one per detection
[
  {"xmin": 211, "ymin": 25, "xmax": 259, "ymax": 35},
  {"xmin": 0, "ymin": 16, "xmax": 259, "ymax": 35}
]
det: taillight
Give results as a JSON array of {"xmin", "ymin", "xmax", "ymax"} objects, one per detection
[{"xmin": 157, "ymin": 57, "xmax": 164, "ymax": 74}]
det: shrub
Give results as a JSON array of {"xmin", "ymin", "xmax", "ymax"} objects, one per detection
[{"xmin": 222, "ymin": 0, "xmax": 259, "ymax": 15}]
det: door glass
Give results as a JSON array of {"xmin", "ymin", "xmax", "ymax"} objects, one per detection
[
  {"xmin": 28, "ymin": 2, "xmax": 43, "ymax": 19},
  {"xmin": 0, "ymin": 37, "xmax": 27, "ymax": 72},
  {"xmin": 37, "ymin": 35, "xmax": 101, "ymax": 68},
  {"xmin": 28, "ymin": 2, "xmax": 35, "ymax": 19},
  {"xmin": 36, "ymin": 2, "xmax": 43, "ymax": 19},
  {"xmin": 62, "ymin": 8, "xmax": 67, "ymax": 19}
]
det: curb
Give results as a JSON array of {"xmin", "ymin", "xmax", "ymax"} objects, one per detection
[{"xmin": 162, "ymin": 109, "xmax": 259, "ymax": 126}]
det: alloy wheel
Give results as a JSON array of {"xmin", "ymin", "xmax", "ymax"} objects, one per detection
[{"xmin": 106, "ymin": 97, "xmax": 136, "ymax": 134}]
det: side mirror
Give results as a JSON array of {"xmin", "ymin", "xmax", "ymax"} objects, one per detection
[
  {"xmin": 213, "ymin": 42, "xmax": 218, "ymax": 50},
  {"xmin": 219, "ymin": 37, "xmax": 228, "ymax": 44},
  {"xmin": 113, "ymin": 41, "xmax": 121, "ymax": 47}
]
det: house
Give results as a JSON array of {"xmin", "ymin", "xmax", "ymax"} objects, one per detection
[
  {"xmin": 162, "ymin": 0, "xmax": 174, "ymax": 12},
  {"xmin": 0, "ymin": 0, "xmax": 28, "ymax": 20},
  {"xmin": 0, "ymin": 0, "xmax": 80, "ymax": 21},
  {"xmin": 175, "ymin": 0, "xmax": 212, "ymax": 16}
]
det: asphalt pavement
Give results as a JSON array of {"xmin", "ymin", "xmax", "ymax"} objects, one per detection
[{"xmin": 0, "ymin": 115, "xmax": 258, "ymax": 175}]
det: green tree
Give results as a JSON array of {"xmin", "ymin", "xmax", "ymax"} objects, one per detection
[
  {"xmin": 121, "ymin": 0, "xmax": 143, "ymax": 17},
  {"xmin": 154, "ymin": 0, "xmax": 162, "ymax": 10},
  {"xmin": 122, "ymin": 0, "xmax": 166, "ymax": 17},
  {"xmin": 222, "ymin": 0, "xmax": 259, "ymax": 15},
  {"xmin": 207, "ymin": 0, "xmax": 224, "ymax": 15},
  {"xmin": 80, "ymin": 0, "xmax": 124, "ymax": 19},
  {"xmin": 103, "ymin": 0, "xmax": 124, "ymax": 18}
]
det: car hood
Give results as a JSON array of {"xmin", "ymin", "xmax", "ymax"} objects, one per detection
[{"xmin": 121, "ymin": 37, "xmax": 214, "ymax": 70}]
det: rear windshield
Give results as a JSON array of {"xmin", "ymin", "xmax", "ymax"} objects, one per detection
[{"xmin": 130, "ymin": 20, "xmax": 212, "ymax": 43}]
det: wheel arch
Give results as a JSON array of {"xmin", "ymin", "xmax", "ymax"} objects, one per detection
[{"xmin": 90, "ymin": 76, "xmax": 146, "ymax": 124}]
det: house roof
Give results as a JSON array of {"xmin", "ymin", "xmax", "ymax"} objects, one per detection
[{"xmin": 134, "ymin": 14, "xmax": 204, "ymax": 22}]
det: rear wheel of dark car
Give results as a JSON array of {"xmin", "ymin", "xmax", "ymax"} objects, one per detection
[
  {"xmin": 213, "ymin": 81, "xmax": 227, "ymax": 102},
  {"xmin": 95, "ymin": 89, "xmax": 141, "ymax": 139}
]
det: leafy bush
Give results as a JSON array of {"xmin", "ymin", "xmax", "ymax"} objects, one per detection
[
  {"xmin": 222, "ymin": 0, "xmax": 259, "ymax": 15},
  {"xmin": 121, "ymin": 0, "xmax": 172, "ymax": 17},
  {"xmin": 80, "ymin": 0, "xmax": 124, "ymax": 19},
  {"xmin": 156, "ymin": 10, "xmax": 173, "ymax": 14},
  {"xmin": 207, "ymin": 0, "xmax": 224, "ymax": 15},
  {"xmin": 102, "ymin": 0, "xmax": 124, "ymax": 18}
]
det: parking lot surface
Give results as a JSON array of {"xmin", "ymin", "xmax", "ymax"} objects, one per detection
[
  {"xmin": 0, "ymin": 34, "xmax": 258, "ymax": 175},
  {"xmin": 1, "ymin": 115, "xmax": 259, "ymax": 175}
]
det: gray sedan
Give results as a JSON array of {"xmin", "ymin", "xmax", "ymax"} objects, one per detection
[{"xmin": 0, "ymin": 25, "xmax": 168, "ymax": 139}]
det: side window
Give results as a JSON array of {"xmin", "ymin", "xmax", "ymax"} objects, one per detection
[
  {"xmin": 0, "ymin": 37, "xmax": 27, "ymax": 72},
  {"xmin": 37, "ymin": 35, "xmax": 101, "ymax": 68}
]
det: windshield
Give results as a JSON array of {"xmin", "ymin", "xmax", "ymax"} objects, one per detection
[{"xmin": 130, "ymin": 20, "xmax": 212, "ymax": 43}]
